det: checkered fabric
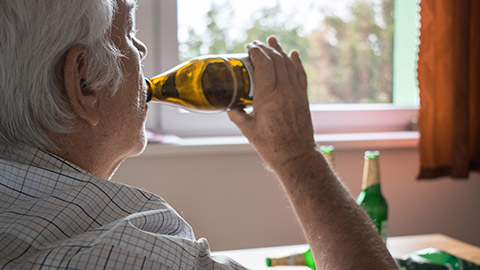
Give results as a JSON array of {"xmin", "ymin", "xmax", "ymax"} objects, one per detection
[{"xmin": 0, "ymin": 144, "xmax": 246, "ymax": 269}]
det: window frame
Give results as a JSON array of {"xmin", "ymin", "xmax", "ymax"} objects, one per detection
[{"xmin": 136, "ymin": 0, "xmax": 419, "ymax": 138}]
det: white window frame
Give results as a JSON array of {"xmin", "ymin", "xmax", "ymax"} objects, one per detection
[{"xmin": 136, "ymin": 0, "xmax": 419, "ymax": 138}]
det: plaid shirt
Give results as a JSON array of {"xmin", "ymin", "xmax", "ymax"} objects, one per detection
[{"xmin": 0, "ymin": 144, "xmax": 246, "ymax": 269}]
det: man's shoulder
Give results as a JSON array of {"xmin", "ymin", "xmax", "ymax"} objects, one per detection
[{"xmin": 0, "ymin": 148, "xmax": 180, "ymax": 232}]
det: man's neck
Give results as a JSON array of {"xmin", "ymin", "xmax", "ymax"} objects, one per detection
[{"xmin": 48, "ymin": 124, "xmax": 126, "ymax": 180}]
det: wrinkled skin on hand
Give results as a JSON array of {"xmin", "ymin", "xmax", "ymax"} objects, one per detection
[{"xmin": 228, "ymin": 36, "xmax": 317, "ymax": 169}]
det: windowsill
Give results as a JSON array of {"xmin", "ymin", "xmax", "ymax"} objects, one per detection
[{"xmin": 139, "ymin": 131, "xmax": 419, "ymax": 158}]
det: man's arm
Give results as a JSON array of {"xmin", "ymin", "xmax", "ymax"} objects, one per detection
[{"xmin": 228, "ymin": 36, "xmax": 397, "ymax": 269}]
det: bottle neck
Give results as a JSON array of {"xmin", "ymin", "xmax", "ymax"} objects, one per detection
[
  {"xmin": 267, "ymin": 252, "xmax": 306, "ymax": 266},
  {"xmin": 361, "ymin": 157, "xmax": 380, "ymax": 190}
]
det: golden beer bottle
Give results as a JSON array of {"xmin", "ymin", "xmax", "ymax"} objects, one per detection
[{"xmin": 145, "ymin": 53, "xmax": 254, "ymax": 112}]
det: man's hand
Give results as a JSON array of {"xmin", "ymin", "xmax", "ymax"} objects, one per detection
[{"xmin": 228, "ymin": 36, "xmax": 317, "ymax": 169}]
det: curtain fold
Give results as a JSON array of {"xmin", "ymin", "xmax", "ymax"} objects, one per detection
[{"xmin": 417, "ymin": 0, "xmax": 480, "ymax": 179}]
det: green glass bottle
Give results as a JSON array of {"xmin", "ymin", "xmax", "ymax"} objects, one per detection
[
  {"xmin": 396, "ymin": 248, "xmax": 480, "ymax": 270},
  {"xmin": 356, "ymin": 151, "xmax": 388, "ymax": 242},
  {"xmin": 266, "ymin": 248, "xmax": 316, "ymax": 269}
]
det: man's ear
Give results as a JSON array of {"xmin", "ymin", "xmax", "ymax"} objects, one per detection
[{"xmin": 63, "ymin": 45, "xmax": 100, "ymax": 126}]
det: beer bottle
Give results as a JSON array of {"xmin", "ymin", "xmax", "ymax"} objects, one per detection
[
  {"xmin": 356, "ymin": 151, "xmax": 388, "ymax": 242},
  {"xmin": 266, "ymin": 248, "xmax": 316, "ymax": 269},
  {"xmin": 320, "ymin": 145, "xmax": 335, "ymax": 169},
  {"xmin": 145, "ymin": 53, "xmax": 254, "ymax": 112}
]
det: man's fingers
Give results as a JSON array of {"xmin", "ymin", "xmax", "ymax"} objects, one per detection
[
  {"xmin": 245, "ymin": 43, "xmax": 276, "ymax": 101},
  {"xmin": 227, "ymin": 108, "xmax": 253, "ymax": 132},
  {"xmin": 267, "ymin": 36, "xmax": 289, "ymax": 59},
  {"xmin": 252, "ymin": 40, "xmax": 290, "ymax": 87},
  {"xmin": 290, "ymin": 50, "xmax": 308, "ymax": 91},
  {"xmin": 267, "ymin": 36, "xmax": 297, "ymax": 86}
]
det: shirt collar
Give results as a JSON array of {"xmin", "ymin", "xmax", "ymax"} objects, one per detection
[{"xmin": 0, "ymin": 143, "xmax": 89, "ymax": 175}]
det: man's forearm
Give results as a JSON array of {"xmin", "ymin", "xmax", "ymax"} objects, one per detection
[{"xmin": 272, "ymin": 148, "xmax": 397, "ymax": 269}]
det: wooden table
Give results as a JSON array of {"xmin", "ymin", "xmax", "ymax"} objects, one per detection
[{"xmin": 212, "ymin": 234, "xmax": 480, "ymax": 269}]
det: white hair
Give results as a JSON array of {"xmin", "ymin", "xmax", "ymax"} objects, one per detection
[{"xmin": 0, "ymin": 0, "xmax": 124, "ymax": 151}]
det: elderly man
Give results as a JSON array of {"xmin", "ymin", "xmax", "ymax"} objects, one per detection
[{"xmin": 0, "ymin": 0, "xmax": 396, "ymax": 269}]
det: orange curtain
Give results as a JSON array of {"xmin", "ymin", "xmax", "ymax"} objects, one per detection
[{"xmin": 418, "ymin": 0, "xmax": 480, "ymax": 179}]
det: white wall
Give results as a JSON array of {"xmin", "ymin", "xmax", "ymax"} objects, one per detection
[{"xmin": 112, "ymin": 144, "xmax": 480, "ymax": 251}]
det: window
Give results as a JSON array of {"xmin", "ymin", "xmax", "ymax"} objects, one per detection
[{"xmin": 136, "ymin": 0, "xmax": 419, "ymax": 137}]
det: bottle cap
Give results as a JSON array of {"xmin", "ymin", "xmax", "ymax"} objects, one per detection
[
  {"xmin": 365, "ymin": 150, "xmax": 380, "ymax": 159},
  {"xmin": 320, "ymin": 145, "xmax": 334, "ymax": 154}
]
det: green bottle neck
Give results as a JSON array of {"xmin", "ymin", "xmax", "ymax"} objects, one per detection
[{"xmin": 361, "ymin": 157, "xmax": 380, "ymax": 190}]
